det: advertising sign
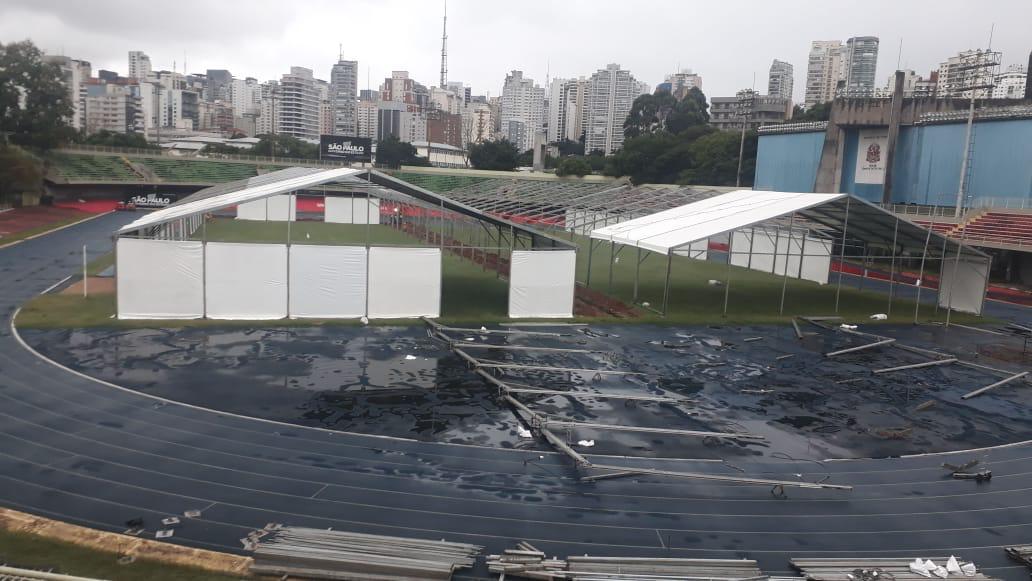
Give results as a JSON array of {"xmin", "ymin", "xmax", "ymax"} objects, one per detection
[
  {"xmin": 320, "ymin": 135, "xmax": 372, "ymax": 163},
  {"xmin": 127, "ymin": 192, "xmax": 177, "ymax": 208},
  {"xmin": 854, "ymin": 129, "xmax": 889, "ymax": 185}
]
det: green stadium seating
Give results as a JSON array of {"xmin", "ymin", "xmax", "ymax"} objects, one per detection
[{"xmin": 49, "ymin": 154, "xmax": 140, "ymax": 181}]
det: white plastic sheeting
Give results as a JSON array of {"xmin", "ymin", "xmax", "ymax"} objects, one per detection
[
  {"xmin": 116, "ymin": 238, "xmax": 204, "ymax": 319},
  {"xmin": 325, "ymin": 197, "xmax": 381, "ymax": 225},
  {"xmin": 288, "ymin": 245, "xmax": 367, "ymax": 318},
  {"xmin": 236, "ymin": 195, "xmax": 295, "ymax": 221},
  {"xmin": 508, "ymin": 250, "xmax": 576, "ymax": 318},
  {"xmin": 205, "ymin": 243, "xmax": 288, "ymax": 319},
  {"xmin": 938, "ymin": 257, "xmax": 990, "ymax": 315},
  {"xmin": 730, "ymin": 227, "xmax": 833, "ymax": 284},
  {"xmin": 591, "ymin": 190, "xmax": 845, "ymax": 254},
  {"xmin": 367, "ymin": 247, "xmax": 441, "ymax": 318}
]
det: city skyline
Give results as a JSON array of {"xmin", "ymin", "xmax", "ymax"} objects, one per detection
[{"xmin": 3, "ymin": 0, "xmax": 1028, "ymax": 105}]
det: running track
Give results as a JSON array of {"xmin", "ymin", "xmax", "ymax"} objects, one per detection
[{"xmin": 1, "ymin": 213, "xmax": 1031, "ymax": 579}]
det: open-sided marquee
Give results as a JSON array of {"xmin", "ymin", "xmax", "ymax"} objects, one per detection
[{"xmin": 115, "ymin": 167, "xmax": 578, "ymax": 320}]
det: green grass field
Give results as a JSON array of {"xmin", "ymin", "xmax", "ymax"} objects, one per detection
[{"xmin": 0, "ymin": 529, "xmax": 238, "ymax": 581}]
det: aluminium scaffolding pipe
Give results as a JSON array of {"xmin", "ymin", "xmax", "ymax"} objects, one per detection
[
  {"xmin": 588, "ymin": 464, "xmax": 853, "ymax": 491},
  {"xmin": 825, "ymin": 338, "xmax": 896, "ymax": 357},
  {"xmin": 872, "ymin": 358, "xmax": 958, "ymax": 374},
  {"xmin": 961, "ymin": 371, "xmax": 1030, "ymax": 400}
]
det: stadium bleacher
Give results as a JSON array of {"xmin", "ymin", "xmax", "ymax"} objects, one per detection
[
  {"xmin": 956, "ymin": 211, "xmax": 1032, "ymax": 247},
  {"xmin": 48, "ymin": 154, "xmax": 140, "ymax": 181},
  {"xmin": 141, "ymin": 158, "xmax": 259, "ymax": 182}
]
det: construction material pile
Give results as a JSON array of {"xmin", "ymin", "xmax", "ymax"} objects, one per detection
[
  {"xmin": 792, "ymin": 557, "xmax": 995, "ymax": 581},
  {"xmin": 487, "ymin": 542, "xmax": 765, "ymax": 580},
  {"xmin": 1005, "ymin": 544, "xmax": 1032, "ymax": 571},
  {"xmin": 250, "ymin": 526, "xmax": 482, "ymax": 580}
]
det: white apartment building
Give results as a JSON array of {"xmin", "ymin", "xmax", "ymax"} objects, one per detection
[
  {"xmin": 277, "ymin": 66, "xmax": 321, "ymax": 141},
  {"xmin": 582, "ymin": 64, "xmax": 645, "ymax": 155},
  {"xmin": 992, "ymin": 64, "xmax": 1028, "ymax": 99},
  {"xmin": 43, "ymin": 55, "xmax": 91, "ymax": 131},
  {"xmin": 547, "ymin": 77, "xmax": 587, "ymax": 143},
  {"xmin": 462, "ymin": 101, "xmax": 493, "ymax": 146},
  {"xmin": 330, "ymin": 58, "xmax": 358, "ymax": 136},
  {"xmin": 128, "ymin": 50, "xmax": 151, "ymax": 80},
  {"xmin": 804, "ymin": 40, "xmax": 843, "ymax": 107},
  {"xmin": 230, "ymin": 77, "xmax": 261, "ymax": 116},
  {"xmin": 83, "ymin": 83, "xmax": 141, "ymax": 134},
  {"xmin": 768, "ymin": 60, "xmax": 794, "ymax": 101},
  {"xmin": 841, "ymin": 36, "xmax": 879, "ymax": 94},
  {"xmin": 500, "ymin": 70, "xmax": 545, "ymax": 151},
  {"xmin": 356, "ymin": 98, "xmax": 379, "ymax": 140},
  {"xmin": 663, "ymin": 70, "xmax": 703, "ymax": 97},
  {"xmin": 431, "ymin": 86, "xmax": 462, "ymax": 115}
]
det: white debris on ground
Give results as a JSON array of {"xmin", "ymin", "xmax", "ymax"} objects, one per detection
[
  {"xmin": 359, "ymin": 316, "xmax": 369, "ymax": 325},
  {"xmin": 577, "ymin": 440, "xmax": 595, "ymax": 447},
  {"xmin": 908, "ymin": 557, "xmax": 976, "ymax": 578},
  {"xmin": 840, "ymin": 324, "xmax": 858, "ymax": 330},
  {"xmin": 869, "ymin": 313, "xmax": 888, "ymax": 320},
  {"xmin": 517, "ymin": 426, "xmax": 532, "ymax": 438},
  {"xmin": 404, "ymin": 355, "xmax": 418, "ymax": 360},
  {"xmin": 707, "ymin": 279, "xmax": 723, "ymax": 286}
]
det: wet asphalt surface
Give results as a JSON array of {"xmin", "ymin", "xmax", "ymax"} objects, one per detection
[{"xmin": 2, "ymin": 213, "xmax": 1032, "ymax": 579}]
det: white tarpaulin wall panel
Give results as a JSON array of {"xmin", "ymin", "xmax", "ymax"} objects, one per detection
[
  {"xmin": 205, "ymin": 243, "xmax": 288, "ymax": 319},
  {"xmin": 266, "ymin": 194, "xmax": 296, "ymax": 221},
  {"xmin": 509, "ymin": 250, "xmax": 576, "ymax": 318},
  {"xmin": 288, "ymin": 245, "xmax": 367, "ymax": 318},
  {"xmin": 938, "ymin": 258, "xmax": 990, "ymax": 315},
  {"xmin": 325, "ymin": 197, "xmax": 381, "ymax": 225},
  {"xmin": 367, "ymin": 247, "xmax": 441, "ymax": 318},
  {"xmin": 117, "ymin": 238, "xmax": 204, "ymax": 319},
  {"xmin": 730, "ymin": 228, "xmax": 832, "ymax": 285},
  {"xmin": 236, "ymin": 198, "xmax": 267, "ymax": 220}
]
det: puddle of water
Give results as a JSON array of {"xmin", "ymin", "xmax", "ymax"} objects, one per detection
[{"xmin": 23, "ymin": 323, "xmax": 1032, "ymax": 460}]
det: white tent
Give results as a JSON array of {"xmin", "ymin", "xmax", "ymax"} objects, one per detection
[{"xmin": 589, "ymin": 190, "xmax": 991, "ymax": 316}]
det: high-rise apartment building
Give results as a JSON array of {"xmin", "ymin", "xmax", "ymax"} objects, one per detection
[
  {"xmin": 841, "ymin": 36, "xmax": 879, "ymax": 94},
  {"xmin": 380, "ymin": 71, "xmax": 421, "ymax": 110},
  {"xmin": 43, "ymin": 55, "xmax": 91, "ymax": 131},
  {"xmin": 230, "ymin": 77, "xmax": 261, "ymax": 116},
  {"xmin": 128, "ymin": 51, "xmax": 151, "ymax": 80},
  {"xmin": 767, "ymin": 60, "xmax": 794, "ymax": 101},
  {"xmin": 205, "ymin": 69, "xmax": 233, "ymax": 102},
  {"xmin": 658, "ymin": 70, "xmax": 703, "ymax": 100},
  {"xmin": 462, "ymin": 101, "xmax": 493, "ymax": 146},
  {"xmin": 256, "ymin": 81, "xmax": 279, "ymax": 136},
  {"xmin": 330, "ymin": 58, "xmax": 358, "ymax": 136},
  {"xmin": 709, "ymin": 89, "xmax": 792, "ymax": 132},
  {"xmin": 356, "ymin": 97, "xmax": 379, "ymax": 140},
  {"xmin": 277, "ymin": 66, "xmax": 321, "ymax": 140},
  {"xmin": 804, "ymin": 41, "xmax": 843, "ymax": 107},
  {"xmin": 582, "ymin": 64, "xmax": 646, "ymax": 155},
  {"xmin": 547, "ymin": 78, "xmax": 587, "ymax": 143},
  {"xmin": 500, "ymin": 70, "xmax": 545, "ymax": 152}
]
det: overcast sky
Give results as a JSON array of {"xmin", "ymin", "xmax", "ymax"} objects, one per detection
[{"xmin": 2, "ymin": 0, "xmax": 1029, "ymax": 103}]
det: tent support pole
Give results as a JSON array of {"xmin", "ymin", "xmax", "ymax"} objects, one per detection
[
  {"xmin": 887, "ymin": 217, "xmax": 899, "ymax": 317},
  {"xmin": 661, "ymin": 251, "xmax": 672, "ymax": 316},
  {"xmin": 633, "ymin": 246, "xmax": 641, "ymax": 303},
  {"xmin": 945, "ymin": 233, "xmax": 965, "ymax": 328},
  {"xmin": 607, "ymin": 241, "xmax": 616, "ymax": 294},
  {"xmin": 723, "ymin": 232, "xmax": 734, "ymax": 317},
  {"xmin": 586, "ymin": 238, "xmax": 595, "ymax": 287},
  {"xmin": 779, "ymin": 213, "xmax": 795, "ymax": 315},
  {"xmin": 201, "ymin": 215, "xmax": 207, "ymax": 318},
  {"xmin": 914, "ymin": 217, "xmax": 934, "ymax": 324},
  {"xmin": 285, "ymin": 192, "xmax": 292, "ymax": 319},
  {"xmin": 834, "ymin": 197, "xmax": 851, "ymax": 314},
  {"xmin": 934, "ymin": 235, "xmax": 949, "ymax": 316}
]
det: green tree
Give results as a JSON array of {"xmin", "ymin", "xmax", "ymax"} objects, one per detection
[
  {"xmin": 554, "ymin": 138, "xmax": 584, "ymax": 157},
  {"xmin": 199, "ymin": 142, "xmax": 244, "ymax": 155},
  {"xmin": 666, "ymin": 87, "xmax": 710, "ymax": 134},
  {"xmin": 0, "ymin": 40, "xmax": 75, "ymax": 150},
  {"xmin": 80, "ymin": 130, "xmax": 158, "ymax": 150},
  {"xmin": 604, "ymin": 125, "xmax": 717, "ymax": 185},
  {"xmin": 624, "ymin": 92, "xmax": 678, "ymax": 139},
  {"xmin": 468, "ymin": 139, "xmax": 519, "ymax": 171},
  {"xmin": 0, "ymin": 145, "xmax": 44, "ymax": 206},
  {"xmin": 679, "ymin": 130, "xmax": 758, "ymax": 186},
  {"xmin": 792, "ymin": 101, "xmax": 832, "ymax": 122},
  {"xmin": 250, "ymin": 134, "xmax": 318, "ymax": 159},
  {"xmin": 556, "ymin": 156, "xmax": 592, "ymax": 177},
  {"xmin": 374, "ymin": 135, "xmax": 427, "ymax": 168}
]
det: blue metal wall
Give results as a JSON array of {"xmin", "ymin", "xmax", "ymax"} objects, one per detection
[
  {"xmin": 753, "ymin": 131, "xmax": 824, "ymax": 192},
  {"xmin": 754, "ymin": 118, "xmax": 1032, "ymax": 206}
]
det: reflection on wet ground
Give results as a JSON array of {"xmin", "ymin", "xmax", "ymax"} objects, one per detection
[{"xmin": 23, "ymin": 323, "xmax": 1032, "ymax": 461}]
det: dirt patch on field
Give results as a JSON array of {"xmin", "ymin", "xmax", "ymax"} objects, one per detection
[{"xmin": 62, "ymin": 277, "xmax": 114, "ymax": 295}]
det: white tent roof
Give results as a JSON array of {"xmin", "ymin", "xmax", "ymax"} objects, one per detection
[
  {"xmin": 117, "ymin": 167, "xmax": 362, "ymax": 234},
  {"xmin": 591, "ymin": 190, "xmax": 845, "ymax": 254}
]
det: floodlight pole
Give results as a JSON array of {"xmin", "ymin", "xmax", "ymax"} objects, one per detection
[
  {"xmin": 954, "ymin": 95, "xmax": 976, "ymax": 219},
  {"xmin": 887, "ymin": 216, "xmax": 899, "ymax": 317},
  {"xmin": 834, "ymin": 197, "xmax": 851, "ymax": 313}
]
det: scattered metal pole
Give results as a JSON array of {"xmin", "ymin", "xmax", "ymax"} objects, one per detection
[
  {"xmin": 872, "ymin": 358, "xmax": 958, "ymax": 374},
  {"xmin": 834, "ymin": 197, "xmax": 851, "ymax": 313},
  {"xmin": 825, "ymin": 338, "xmax": 896, "ymax": 357},
  {"xmin": 962, "ymin": 371, "xmax": 1029, "ymax": 400}
]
